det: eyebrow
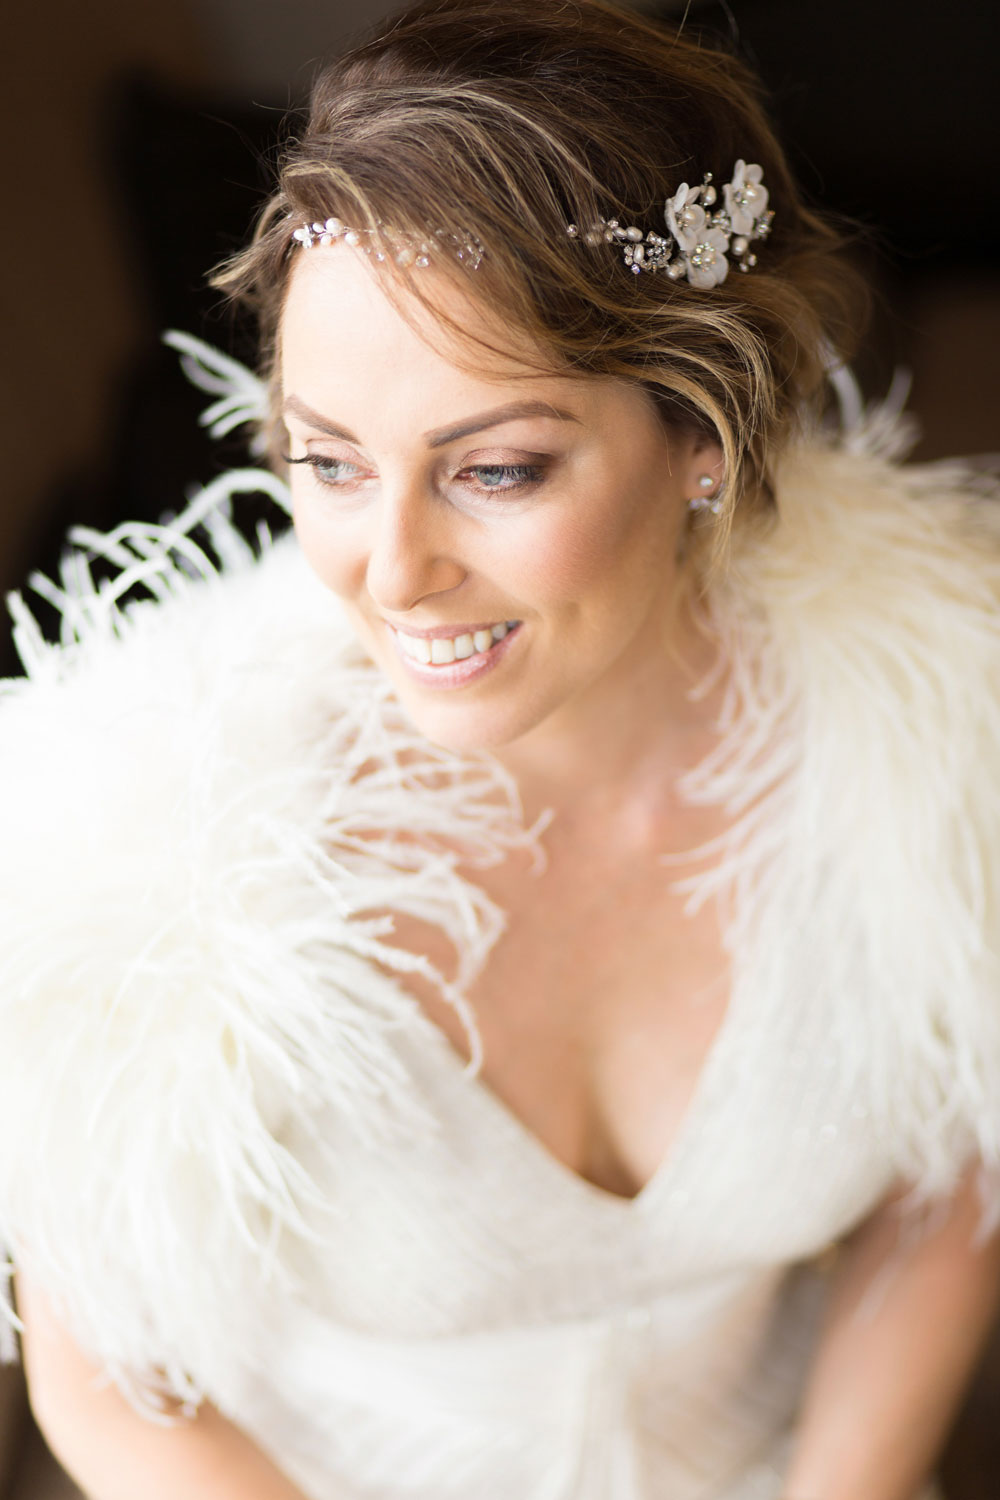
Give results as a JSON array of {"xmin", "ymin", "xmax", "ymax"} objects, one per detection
[{"xmin": 281, "ymin": 394, "xmax": 582, "ymax": 448}]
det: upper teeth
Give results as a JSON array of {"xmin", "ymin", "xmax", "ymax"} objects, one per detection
[{"xmin": 396, "ymin": 621, "xmax": 517, "ymax": 665}]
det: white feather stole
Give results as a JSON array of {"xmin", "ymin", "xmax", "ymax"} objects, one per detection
[
  {"xmin": 679, "ymin": 420, "xmax": 1000, "ymax": 1215},
  {"xmin": 0, "ymin": 485, "xmax": 534, "ymax": 1415},
  {"xmin": 1, "ymin": 349, "xmax": 1000, "ymax": 1417}
]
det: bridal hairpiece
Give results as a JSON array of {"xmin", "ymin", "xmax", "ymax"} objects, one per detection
[
  {"xmin": 288, "ymin": 160, "xmax": 772, "ymax": 290},
  {"xmin": 290, "ymin": 218, "xmax": 487, "ymax": 269},
  {"xmin": 567, "ymin": 160, "xmax": 773, "ymax": 288}
]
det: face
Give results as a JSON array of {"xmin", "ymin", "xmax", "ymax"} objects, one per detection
[{"xmin": 280, "ymin": 245, "xmax": 718, "ymax": 755}]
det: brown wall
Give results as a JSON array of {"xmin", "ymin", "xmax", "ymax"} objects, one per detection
[{"xmin": 2, "ymin": 0, "xmax": 211, "ymax": 595}]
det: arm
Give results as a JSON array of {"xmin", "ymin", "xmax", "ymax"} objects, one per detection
[
  {"xmin": 783, "ymin": 1164, "xmax": 1000, "ymax": 1500},
  {"xmin": 15, "ymin": 1266, "xmax": 314, "ymax": 1500}
]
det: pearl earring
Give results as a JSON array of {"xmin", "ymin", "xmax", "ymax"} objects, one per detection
[{"xmin": 688, "ymin": 474, "xmax": 721, "ymax": 515}]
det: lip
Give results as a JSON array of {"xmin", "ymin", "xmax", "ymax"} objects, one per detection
[{"xmin": 387, "ymin": 621, "xmax": 522, "ymax": 689}]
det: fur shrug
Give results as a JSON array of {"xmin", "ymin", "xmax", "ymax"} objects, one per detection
[{"xmin": 1, "ymin": 338, "xmax": 999, "ymax": 1414}]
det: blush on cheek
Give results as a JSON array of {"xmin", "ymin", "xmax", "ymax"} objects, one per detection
[
  {"xmin": 528, "ymin": 485, "xmax": 660, "ymax": 604},
  {"xmin": 515, "ymin": 512, "xmax": 612, "ymax": 595}
]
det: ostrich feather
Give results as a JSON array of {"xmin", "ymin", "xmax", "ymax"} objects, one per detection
[
  {"xmin": 0, "ymin": 478, "xmax": 534, "ymax": 1414},
  {"xmin": 678, "ymin": 425, "xmax": 1000, "ymax": 1208},
  {"xmin": 161, "ymin": 330, "xmax": 272, "ymax": 456}
]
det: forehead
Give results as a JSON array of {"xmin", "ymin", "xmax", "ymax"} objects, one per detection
[
  {"xmin": 278, "ymin": 243, "xmax": 660, "ymax": 439},
  {"xmin": 280, "ymin": 243, "xmax": 546, "ymax": 392}
]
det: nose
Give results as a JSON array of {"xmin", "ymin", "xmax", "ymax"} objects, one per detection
[{"xmin": 364, "ymin": 482, "xmax": 466, "ymax": 615}]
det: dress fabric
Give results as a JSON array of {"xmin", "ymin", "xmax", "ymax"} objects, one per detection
[
  {"xmin": 0, "ymin": 350, "xmax": 995, "ymax": 1497},
  {"xmin": 225, "ymin": 1013, "xmax": 897, "ymax": 1500}
]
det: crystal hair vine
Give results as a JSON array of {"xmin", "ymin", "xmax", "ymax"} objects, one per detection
[
  {"xmin": 567, "ymin": 160, "xmax": 773, "ymax": 287},
  {"xmin": 288, "ymin": 159, "xmax": 773, "ymax": 290},
  {"xmin": 290, "ymin": 217, "xmax": 486, "ymax": 269}
]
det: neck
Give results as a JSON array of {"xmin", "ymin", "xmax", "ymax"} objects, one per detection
[{"xmin": 494, "ymin": 598, "xmax": 726, "ymax": 833}]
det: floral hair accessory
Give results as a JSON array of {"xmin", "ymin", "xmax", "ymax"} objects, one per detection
[
  {"xmin": 288, "ymin": 161, "xmax": 771, "ymax": 289},
  {"xmin": 567, "ymin": 159, "xmax": 774, "ymax": 288}
]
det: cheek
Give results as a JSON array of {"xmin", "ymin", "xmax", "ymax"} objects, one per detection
[
  {"xmin": 291, "ymin": 495, "xmax": 369, "ymax": 600},
  {"xmin": 519, "ymin": 485, "xmax": 676, "ymax": 611}
]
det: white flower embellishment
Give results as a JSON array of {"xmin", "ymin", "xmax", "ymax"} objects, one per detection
[
  {"xmin": 665, "ymin": 183, "xmax": 707, "ymax": 252},
  {"xmin": 665, "ymin": 176, "xmax": 730, "ymax": 285},
  {"xmin": 723, "ymin": 160, "xmax": 770, "ymax": 236},
  {"xmin": 567, "ymin": 158, "xmax": 775, "ymax": 285},
  {"xmin": 685, "ymin": 227, "xmax": 731, "ymax": 288}
]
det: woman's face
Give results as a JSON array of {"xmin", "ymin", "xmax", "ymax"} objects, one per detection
[{"xmin": 281, "ymin": 245, "xmax": 718, "ymax": 754}]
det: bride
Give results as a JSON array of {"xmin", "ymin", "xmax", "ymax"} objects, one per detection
[{"xmin": 5, "ymin": 2, "xmax": 1000, "ymax": 1497}]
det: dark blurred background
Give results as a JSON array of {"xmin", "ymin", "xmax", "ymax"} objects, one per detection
[{"xmin": 1, "ymin": 0, "xmax": 999, "ymax": 1494}]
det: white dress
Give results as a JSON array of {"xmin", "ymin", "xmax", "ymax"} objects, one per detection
[{"xmin": 0, "ymin": 361, "xmax": 994, "ymax": 1498}]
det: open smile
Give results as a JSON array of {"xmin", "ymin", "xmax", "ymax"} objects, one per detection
[{"xmin": 387, "ymin": 620, "xmax": 522, "ymax": 687}]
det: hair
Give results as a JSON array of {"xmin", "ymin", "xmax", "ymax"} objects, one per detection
[{"xmin": 213, "ymin": 0, "xmax": 870, "ymax": 568}]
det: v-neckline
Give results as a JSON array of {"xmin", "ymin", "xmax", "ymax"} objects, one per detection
[{"xmin": 410, "ymin": 976, "xmax": 742, "ymax": 1217}]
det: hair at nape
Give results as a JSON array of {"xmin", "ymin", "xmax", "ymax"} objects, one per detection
[{"xmin": 213, "ymin": 0, "xmax": 870, "ymax": 569}]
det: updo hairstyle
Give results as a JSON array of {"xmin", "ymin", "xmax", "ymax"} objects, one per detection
[{"xmin": 214, "ymin": 0, "xmax": 869, "ymax": 563}]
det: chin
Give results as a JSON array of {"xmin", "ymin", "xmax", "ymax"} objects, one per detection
[{"xmin": 395, "ymin": 691, "xmax": 547, "ymax": 758}]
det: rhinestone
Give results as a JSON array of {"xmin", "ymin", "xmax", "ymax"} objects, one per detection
[
  {"xmin": 415, "ymin": 255, "xmax": 430, "ymax": 267},
  {"xmin": 566, "ymin": 223, "xmax": 579, "ymax": 237}
]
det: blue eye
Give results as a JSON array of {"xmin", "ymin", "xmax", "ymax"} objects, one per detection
[
  {"xmin": 465, "ymin": 463, "xmax": 545, "ymax": 494},
  {"xmin": 283, "ymin": 454, "xmax": 361, "ymax": 486},
  {"xmin": 283, "ymin": 454, "xmax": 545, "ymax": 497}
]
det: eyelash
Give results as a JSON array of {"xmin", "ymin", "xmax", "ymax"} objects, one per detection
[{"xmin": 282, "ymin": 454, "xmax": 546, "ymax": 497}]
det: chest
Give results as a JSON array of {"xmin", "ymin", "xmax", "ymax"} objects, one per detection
[{"xmin": 381, "ymin": 812, "xmax": 731, "ymax": 1202}]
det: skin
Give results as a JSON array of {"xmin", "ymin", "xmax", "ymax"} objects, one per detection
[{"xmin": 280, "ymin": 242, "xmax": 725, "ymax": 817}]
